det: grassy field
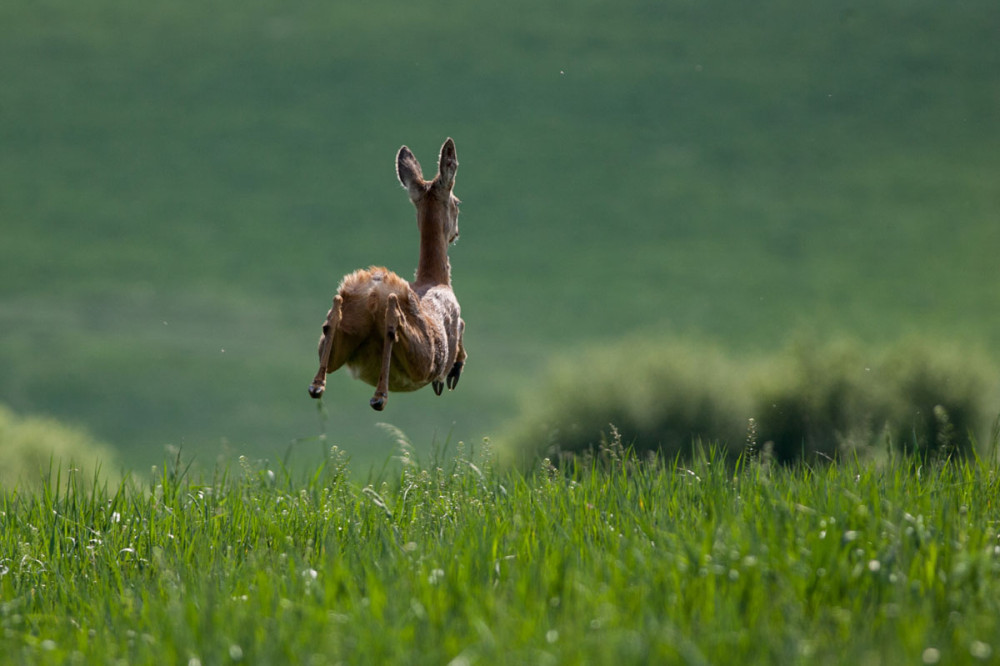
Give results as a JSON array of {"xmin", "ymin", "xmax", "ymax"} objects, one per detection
[
  {"xmin": 3, "ymin": 444, "xmax": 1000, "ymax": 665},
  {"xmin": 4, "ymin": 4, "xmax": 997, "ymax": 661},
  {"xmin": 2, "ymin": 0, "xmax": 998, "ymax": 472}
]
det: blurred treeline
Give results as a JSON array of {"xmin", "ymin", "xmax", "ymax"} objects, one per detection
[{"xmin": 500, "ymin": 336, "xmax": 999, "ymax": 466}]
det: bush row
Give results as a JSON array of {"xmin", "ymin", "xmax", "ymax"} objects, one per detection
[
  {"xmin": 0, "ymin": 404, "xmax": 120, "ymax": 489},
  {"xmin": 499, "ymin": 337, "xmax": 998, "ymax": 466}
]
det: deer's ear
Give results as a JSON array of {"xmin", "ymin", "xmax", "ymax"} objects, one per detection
[
  {"xmin": 437, "ymin": 138, "xmax": 458, "ymax": 190},
  {"xmin": 396, "ymin": 146, "xmax": 424, "ymax": 196}
]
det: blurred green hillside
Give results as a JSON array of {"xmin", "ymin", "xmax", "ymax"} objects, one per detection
[{"xmin": 2, "ymin": 0, "xmax": 998, "ymax": 471}]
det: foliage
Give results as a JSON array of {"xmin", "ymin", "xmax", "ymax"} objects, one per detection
[
  {"xmin": 0, "ymin": 404, "xmax": 120, "ymax": 491},
  {"xmin": 3, "ymin": 444, "xmax": 1000, "ymax": 664},
  {"xmin": 751, "ymin": 339, "xmax": 884, "ymax": 462},
  {"xmin": 502, "ymin": 337, "xmax": 997, "ymax": 465},
  {"xmin": 880, "ymin": 341, "xmax": 991, "ymax": 458},
  {"xmin": 500, "ymin": 337, "xmax": 750, "ymax": 466},
  {"xmin": 754, "ymin": 339, "xmax": 994, "ymax": 462}
]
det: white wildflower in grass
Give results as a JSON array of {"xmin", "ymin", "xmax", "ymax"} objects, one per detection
[{"xmin": 970, "ymin": 641, "xmax": 992, "ymax": 660}]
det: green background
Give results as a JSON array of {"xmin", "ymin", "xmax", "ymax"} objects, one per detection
[{"xmin": 2, "ymin": 0, "xmax": 998, "ymax": 471}]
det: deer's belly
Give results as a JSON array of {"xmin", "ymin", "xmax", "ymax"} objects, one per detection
[{"xmin": 346, "ymin": 345, "xmax": 427, "ymax": 393}]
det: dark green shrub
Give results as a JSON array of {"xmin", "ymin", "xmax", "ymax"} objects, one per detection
[
  {"xmin": 498, "ymin": 337, "xmax": 751, "ymax": 467},
  {"xmin": 751, "ymin": 339, "xmax": 894, "ymax": 463},
  {"xmin": 880, "ymin": 341, "xmax": 990, "ymax": 458},
  {"xmin": 0, "ymin": 404, "xmax": 120, "ymax": 489},
  {"xmin": 753, "ymin": 339, "xmax": 993, "ymax": 461},
  {"xmin": 501, "ymin": 336, "xmax": 997, "ymax": 467}
]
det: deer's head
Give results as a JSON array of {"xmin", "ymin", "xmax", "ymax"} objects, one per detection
[{"xmin": 396, "ymin": 138, "xmax": 460, "ymax": 245}]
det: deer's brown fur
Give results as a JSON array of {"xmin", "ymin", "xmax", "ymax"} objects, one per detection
[{"xmin": 308, "ymin": 138, "xmax": 467, "ymax": 410}]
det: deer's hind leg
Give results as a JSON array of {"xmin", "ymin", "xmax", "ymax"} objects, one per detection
[
  {"xmin": 308, "ymin": 295, "xmax": 358, "ymax": 399},
  {"xmin": 370, "ymin": 293, "xmax": 403, "ymax": 411}
]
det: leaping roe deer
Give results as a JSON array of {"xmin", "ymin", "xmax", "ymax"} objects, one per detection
[{"xmin": 308, "ymin": 138, "xmax": 467, "ymax": 411}]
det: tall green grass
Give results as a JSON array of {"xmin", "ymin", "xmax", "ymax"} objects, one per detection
[
  {"xmin": 3, "ymin": 441, "xmax": 1000, "ymax": 664},
  {"xmin": 2, "ymin": 0, "xmax": 998, "ymax": 470}
]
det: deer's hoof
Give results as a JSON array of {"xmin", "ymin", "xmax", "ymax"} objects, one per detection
[
  {"xmin": 308, "ymin": 383, "xmax": 325, "ymax": 399},
  {"xmin": 370, "ymin": 394, "xmax": 387, "ymax": 411},
  {"xmin": 432, "ymin": 381, "xmax": 444, "ymax": 396},
  {"xmin": 447, "ymin": 361, "xmax": 464, "ymax": 390}
]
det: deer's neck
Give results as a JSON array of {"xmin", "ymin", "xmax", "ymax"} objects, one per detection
[{"xmin": 413, "ymin": 214, "xmax": 451, "ymax": 290}]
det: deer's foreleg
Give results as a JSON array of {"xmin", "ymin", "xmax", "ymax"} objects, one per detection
[
  {"xmin": 447, "ymin": 318, "xmax": 467, "ymax": 391},
  {"xmin": 370, "ymin": 293, "xmax": 402, "ymax": 411},
  {"xmin": 309, "ymin": 295, "xmax": 344, "ymax": 399},
  {"xmin": 433, "ymin": 317, "xmax": 467, "ymax": 395}
]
